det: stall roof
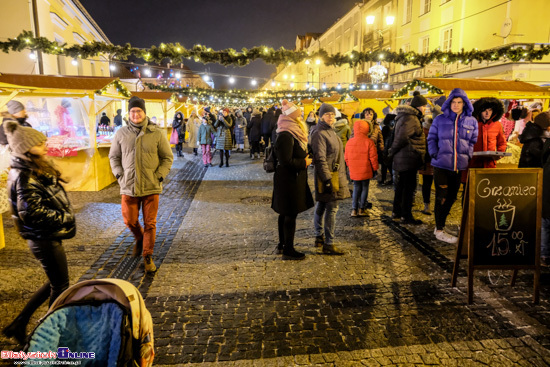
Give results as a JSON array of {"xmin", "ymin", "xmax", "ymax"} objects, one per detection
[
  {"xmin": 0, "ymin": 73, "xmax": 120, "ymax": 91},
  {"xmin": 351, "ymin": 90, "xmax": 395, "ymax": 99},
  {"xmin": 417, "ymin": 78, "xmax": 548, "ymax": 93},
  {"xmin": 132, "ymin": 91, "xmax": 174, "ymax": 101}
]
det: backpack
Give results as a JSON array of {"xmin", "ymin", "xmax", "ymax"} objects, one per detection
[{"xmin": 263, "ymin": 146, "xmax": 277, "ymax": 173}]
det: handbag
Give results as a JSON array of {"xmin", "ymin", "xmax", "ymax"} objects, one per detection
[
  {"xmin": 263, "ymin": 146, "xmax": 277, "ymax": 173},
  {"xmin": 169, "ymin": 129, "xmax": 179, "ymax": 144},
  {"xmin": 316, "ymin": 145, "xmax": 341, "ymax": 193}
]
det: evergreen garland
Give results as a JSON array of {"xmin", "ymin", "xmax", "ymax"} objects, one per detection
[{"xmin": 3, "ymin": 30, "xmax": 550, "ymax": 68}]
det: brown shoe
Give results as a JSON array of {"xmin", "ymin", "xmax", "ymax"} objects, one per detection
[
  {"xmin": 350, "ymin": 209, "xmax": 357, "ymax": 217},
  {"xmin": 132, "ymin": 239, "xmax": 143, "ymax": 257},
  {"xmin": 322, "ymin": 245, "xmax": 345, "ymax": 256},
  {"xmin": 358, "ymin": 209, "xmax": 368, "ymax": 217},
  {"xmin": 144, "ymin": 255, "xmax": 157, "ymax": 273}
]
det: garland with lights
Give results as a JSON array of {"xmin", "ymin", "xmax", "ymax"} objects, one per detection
[
  {"xmin": 391, "ymin": 80, "xmax": 444, "ymax": 98},
  {"xmin": 3, "ymin": 31, "xmax": 550, "ymax": 68},
  {"xmin": 96, "ymin": 79, "xmax": 132, "ymax": 98}
]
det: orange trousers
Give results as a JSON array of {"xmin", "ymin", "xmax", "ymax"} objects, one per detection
[{"xmin": 121, "ymin": 194, "xmax": 159, "ymax": 257}]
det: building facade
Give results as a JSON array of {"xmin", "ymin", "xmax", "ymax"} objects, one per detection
[{"xmin": 0, "ymin": 0, "xmax": 111, "ymax": 76}]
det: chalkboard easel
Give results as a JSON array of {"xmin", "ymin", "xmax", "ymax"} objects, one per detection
[{"xmin": 451, "ymin": 168, "xmax": 542, "ymax": 304}]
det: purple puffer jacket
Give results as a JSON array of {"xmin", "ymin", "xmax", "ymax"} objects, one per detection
[{"xmin": 427, "ymin": 88, "xmax": 478, "ymax": 171}]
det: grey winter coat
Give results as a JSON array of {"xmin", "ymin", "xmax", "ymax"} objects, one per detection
[
  {"xmin": 310, "ymin": 120, "xmax": 350, "ymax": 202},
  {"xmin": 109, "ymin": 117, "xmax": 174, "ymax": 197},
  {"xmin": 389, "ymin": 105, "xmax": 426, "ymax": 172},
  {"xmin": 214, "ymin": 115, "xmax": 233, "ymax": 150}
]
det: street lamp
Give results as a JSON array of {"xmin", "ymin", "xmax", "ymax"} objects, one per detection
[{"xmin": 365, "ymin": 14, "xmax": 395, "ymax": 47}]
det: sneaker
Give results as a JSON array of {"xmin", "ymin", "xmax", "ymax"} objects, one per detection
[
  {"xmin": 445, "ymin": 227, "xmax": 459, "ymax": 237},
  {"xmin": 144, "ymin": 255, "xmax": 157, "ymax": 273},
  {"xmin": 132, "ymin": 239, "xmax": 143, "ymax": 257},
  {"xmin": 435, "ymin": 230, "xmax": 457, "ymax": 244},
  {"xmin": 350, "ymin": 209, "xmax": 358, "ymax": 217},
  {"xmin": 322, "ymin": 245, "xmax": 345, "ymax": 255}
]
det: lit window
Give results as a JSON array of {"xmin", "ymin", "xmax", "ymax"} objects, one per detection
[
  {"xmin": 421, "ymin": 0, "xmax": 431, "ymax": 15},
  {"xmin": 441, "ymin": 28, "xmax": 452, "ymax": 52}
]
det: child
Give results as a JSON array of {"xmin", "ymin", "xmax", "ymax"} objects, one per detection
[
  {"xmin": 2, "ymin": 119, "xmax": 76, "ymax": 344},
  {"xmin": 344, "ymin": 119, "xmax": 379, "ymax": 217},
  {"xmin": 198, "ymin": 117, "xmax": 215, "ymax": 167}
]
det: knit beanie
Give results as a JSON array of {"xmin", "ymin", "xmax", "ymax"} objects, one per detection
[
  {"xmin": 128, "ymin": 96, "xmax": 146, "ymax": 112},
  {"xmin": 7, "ymin": 100, "xmax": 25, "ymax": 115},
  {"xmin": 410, "ymin": 91, "xmax": 428, "ymax": 108},
  {"xmin": 318, "ymin": 103, "xmax": 336, "ymax": 118},
  {"xmin": 281, "ymin": 99, "xmax": 301, "ymax": 120},
  {"xmin": 534, "ymin": 111, "xmax": 550, "ymax": 130},
  {"xmin": 3, "ymin": 119, "xmax": 47, "ymax": 154}
]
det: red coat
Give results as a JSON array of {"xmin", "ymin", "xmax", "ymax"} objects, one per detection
[
  {"xmin": 469, "ymin": 119, "xmax": 507, "ymax": 168},
  {"xmin": 344, "ymin": 120, "xmax": 379, "ymax": 181}
]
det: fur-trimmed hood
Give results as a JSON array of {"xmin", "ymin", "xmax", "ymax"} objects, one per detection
[{"xmin": 472, "ymin": 97, "xmax": 504, "ymax": 122}]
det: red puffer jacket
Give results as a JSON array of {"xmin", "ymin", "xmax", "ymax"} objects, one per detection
[{"xmin": 345, "ymin": 120, "xmax": 379, "ymax": 181}]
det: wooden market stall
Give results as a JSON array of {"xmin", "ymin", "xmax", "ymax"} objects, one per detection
[{"xmin": 0, "ymin": 73, "xmax": 131, "ymax": 191}]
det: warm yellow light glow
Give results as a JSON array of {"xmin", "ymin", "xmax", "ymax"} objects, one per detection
[
  {"xmin": 386, "ymin": 16, "xmax": 395, "ymax": 25},
  {"xmin": 316, "ymin": 59, "xmax": 321, "ymax": 65},
  {"xmin": 366, "ymin": 15, "xmax": 375, "ymax": 25},
  {"xmin": 305, "ymin": 59, "xmax": 310, "ymax": 65},
  {"xmin": 284, "ymin": 74, "xmax": 288, "ymax": 80},
  {"xmin": 291, "ymin": 75, "xmax": 295, "ymax": 79}
]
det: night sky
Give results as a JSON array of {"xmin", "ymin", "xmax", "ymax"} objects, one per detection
[{"xmin": 79, "ymin": 0, "xmax": 358, "ymax": 89}]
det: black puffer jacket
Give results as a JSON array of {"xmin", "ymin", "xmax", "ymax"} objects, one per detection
[
  {"xmin": 8, "ymin": 156, "xmax": 76, "ymax": 241},
  {"xmin": 389, "ymin": 105, "xmax": 426, "ymax": 172},
  {"xmin": 518, "ymin": 121, "xmax": 543, "ymax": 168}
]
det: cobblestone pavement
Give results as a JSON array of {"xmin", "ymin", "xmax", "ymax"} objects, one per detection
[{"xmin": 1, "ymin": 149, "xmax": 549, "ymax": 366}]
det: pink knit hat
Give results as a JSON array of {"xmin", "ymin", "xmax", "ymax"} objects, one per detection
[{"xmin": 281, "ymin": 99, "xmax": 301, "ymax": 119}]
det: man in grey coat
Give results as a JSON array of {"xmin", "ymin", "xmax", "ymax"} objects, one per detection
[{"xmin": 109, "ymin": 96, "xmax": 173, "ymax": 272}]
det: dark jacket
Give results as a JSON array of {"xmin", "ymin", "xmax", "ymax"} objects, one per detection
[
  {"xmin": 247, "ymin": 112, "xmax": 262, "ymax": 143},
  {"xmin": 172, "ymin": 114, "xmax": 186, "ymax": 144},
  {"xmin": 271, "ymin": 110, "xmax": 282, "ymax": 144},
  {"xmin": 389, "ymin": 105, "xmax": 426, "ymax": 172},
  {"xmin": 99, "ymin": 115, "xmax": 110, "ymax": 126},
  {"xmin": 271, "ymin": 131, "xmax": 314, "ymax": 215},
  {"xmin": 541, "ymin": 139, "xmax": 550, "ymax": 218},
  {"xmin": 113, "ymin": 113, "xmax": 123, "ymax": 127},
  {"xmin": 428, "ymin": 88, "xmax": 478, "ymax": 171},
  {"xmin": 243, "ymin": 106, "xmax": 253, "ymax": 124},
  {"xmin": 518, "ymin": 122, "xmax": 543, "ymax": 168},
  {"xmin": 310, "ymin": 120, "xmax": 350, "ymax": 202},
  {"xmin": 261, "ymin": 108, "xmax": 275, "ymax": 135},
  {"xmin": 0, "ymin": 117, "xmax": 32, "ymax": 145},
  {"xmin": 8, "ymin": 156, "xmax": 76, "ymax": 241}
]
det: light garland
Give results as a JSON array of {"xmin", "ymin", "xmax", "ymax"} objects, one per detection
[
  {"xmin": 95, "ymin": 79, "xmax": 132, "ymax": 98},
  {"xmin": 391, "ymin": 79, "xmax": 444, "ymax": 98},
  {"xmin": 3, "ymin": 31, "xmax": 550, "ymax": 68}
]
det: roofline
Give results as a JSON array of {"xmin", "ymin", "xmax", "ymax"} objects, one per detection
[{"xmin": 72, "ymin": 0, "xmax": 111, "ymax": 44}]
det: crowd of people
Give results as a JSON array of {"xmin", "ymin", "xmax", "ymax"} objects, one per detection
[{"xmin": 2, "ymin": 90, "xmax": 550, "ymax": 344}]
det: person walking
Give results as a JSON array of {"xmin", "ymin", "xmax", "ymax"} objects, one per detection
[
  {"xmin": 310, "ymin": 103, "xmax": 349, "ymax": 255},
  {"xmin": 345, "ymin": 119, "xmax": 379, "ymax": 217},
  {"xmin": 427, "ymin": 88, "xmax": 478, "ymax": 243},
  {"xmin": 186, "ymin": 110, "xmax": 201, "ymax": 156},
  {"xmin": 234, "ymin": 109, "xmax": 247, "ymax": 152},
  {"xmin": 198, "ymin": 116, "xmax": 215, "ymax": 167},
  {"xmin": 214, "ymin": 108, "xmax": 233, "ymax": 167},
  {"xmin": 247, "ymin": 108, "xmax": 262, "ymax": 159},
  {"xmin": 0, "ymin": 100, "xmax": 32, "ymax": 147},
  {"xmin": 272, "ymin": 100, "xmax": 314, "ymax": 260},
  {"xmin": 389, "ymin": 94, "xmax": 427, "ymax": 225},
  {"xmin": 171, "ymin": 112, "xmax": 185, "ymax": 157},
  {"xmin": 2, "ymin": 120, "xmax": 76, "ymax": 344},
  {"xmin": 109, "ymin": 96, "xmax": 173, "ymax": 272}
]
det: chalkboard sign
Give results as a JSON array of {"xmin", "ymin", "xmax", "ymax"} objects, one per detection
[
  {"xmin": 473, "ymin": 171, "xmax": 538, "ymax": 266},
  {"xmin": 451, "ymin": 168, "xmax": 542, "ymax": 304}
]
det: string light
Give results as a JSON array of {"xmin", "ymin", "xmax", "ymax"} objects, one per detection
[
  {"xmin": 71, "ymin": 59, "xmax": 78, "ymax": 66},
  {"xmin": 28, "ymin": 52, "xmax": 37, "ymax": 60},
  {"xmin": 229, "ymin": 76, "xmax": 235, "ymax": 84}
]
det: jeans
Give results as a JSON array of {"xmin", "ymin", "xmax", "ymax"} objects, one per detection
[
  {"xmin": 541, "ymin": 217, "xmax": 550, "ymax": 259},
  {"xmin": 14, "ymin": 240, "xmax": 69, "ymax": 325},
  {"xmin": 314, "ymin": 201, "xmax": 339, "ymax": 245},
  {"xmin": 393, "ymin": 170, "xmax": 418, "ymax": 220},
  {"xmin": 433, "ymin": 167, "xmax": 461, "ymax": 230},
  {"xmin": 121, "ymin": 194, "xmax": 160, "ymax": 257},
  {"xmin": 352, "ymin": 180, "xmax": 370, "ymax": 210}
]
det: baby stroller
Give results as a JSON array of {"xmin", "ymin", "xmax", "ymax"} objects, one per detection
[{"xmin": 26, "ymin": 279, "xmax": 154, "ymax": 367}]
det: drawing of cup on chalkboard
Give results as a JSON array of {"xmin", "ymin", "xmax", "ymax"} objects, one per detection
[{"xmin": 493, "ymin": 199, "xmax": 515, "ymax": 231}]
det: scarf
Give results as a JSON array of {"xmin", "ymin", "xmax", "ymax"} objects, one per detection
[
  {"xmin": 129, "ymin": 117, "xmax": 148, "ymax": 133},
  {"xmin": 276, "ymin": 114, "xmax": 308, "ymax": 151}
]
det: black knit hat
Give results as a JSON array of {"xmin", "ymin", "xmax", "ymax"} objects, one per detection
[
  {"xmin": 128, "ymin": 96, "xmax": 146, "ymax": 113},
  {"xmin": 410, "ymin": 91, "xmax": 428, "ymax": 108}
]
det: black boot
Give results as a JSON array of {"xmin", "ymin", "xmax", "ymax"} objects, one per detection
[
  {"xmin": 225, "ymin": 151, "xmax": 230, "ymax": 167},
  {"xmin": 3, "ymin": 317, "xmax": 27, "ymax": 345},
  {"xmin": 219, "ymin": 150, "xmax": 224, "ymax": 167},
  {"xmin": 282, "ymin": 247, "xmax": 305, "ymax": 260}
]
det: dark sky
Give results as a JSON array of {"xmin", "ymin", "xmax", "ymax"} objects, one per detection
[{"xmin": 80, "ymin": 0, "xmax": 358, "ymax": 89}]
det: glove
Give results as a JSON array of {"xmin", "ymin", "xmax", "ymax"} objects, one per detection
[{"xmin": 323, "ymin": 179, "xmax": 333, "ymax": 193}]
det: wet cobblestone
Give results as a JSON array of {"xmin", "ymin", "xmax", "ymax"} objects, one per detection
[{"xmin": 0, "ymin": 150, "xmax": 549, "ymax": 365}]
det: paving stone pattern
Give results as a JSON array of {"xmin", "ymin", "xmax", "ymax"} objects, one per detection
[{"xmin": 1, "ymin": 151, "xmax": 549, "ymax": 366}]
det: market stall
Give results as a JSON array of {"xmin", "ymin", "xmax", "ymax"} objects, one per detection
[{"xmin": 0, "ymin": 73, "xmax": 131, "ymax": 191}]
